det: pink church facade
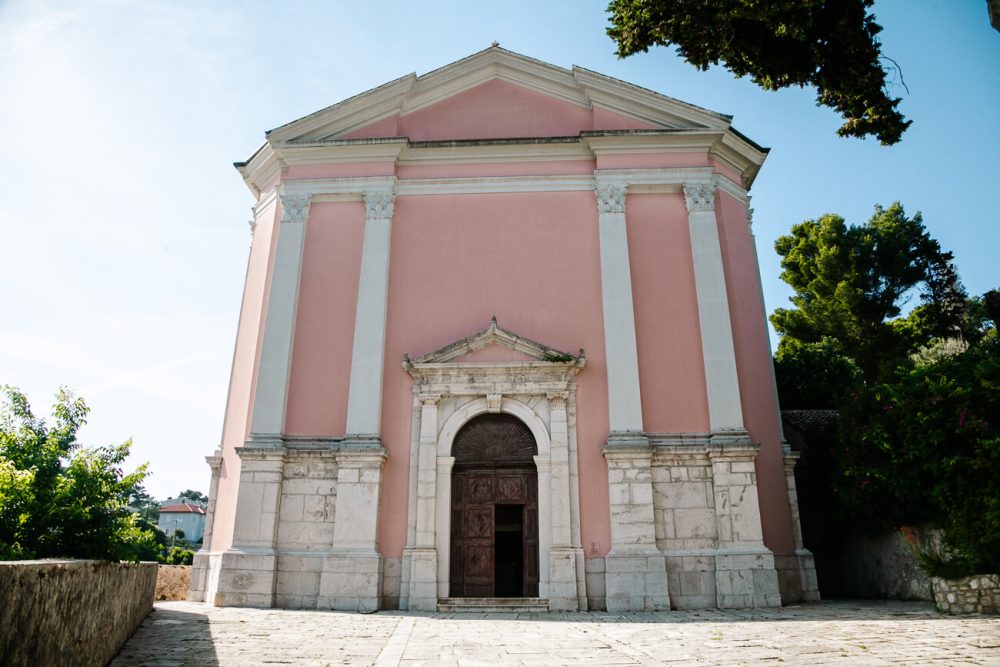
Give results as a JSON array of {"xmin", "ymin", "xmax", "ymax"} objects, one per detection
[{"xmin": 189, "ymin": 47, "xmax": 819, "ymax": 612}]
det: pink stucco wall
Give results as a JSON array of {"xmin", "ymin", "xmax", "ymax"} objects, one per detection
[
  {"xmin": 626, "ymin": 193, "xmax": 710, "ymax": 433},
  {"xmin": 395, "ymin": 160, "xmax": 595, "ymax": 180},
  {"xmin": 378, "ymin": 191, "xmax": 611, "ymax": 557},
  {"xmin": 284, "ymin": 202, "xmax": 365, "ymax": 436},
  {"xmin": 211, "ymin": 198, "xmax": 280, "ymax": 551},
  {"xmin": 402, "ymin": 80, "xmax": 593, "ymax": 141},
  {"xmin": 216, "ymin": 76, "xmax": 789, "ymax": 565},
  {"xmin": 716, "ymin": 192, "xmax": 794, "ymax": 554}
]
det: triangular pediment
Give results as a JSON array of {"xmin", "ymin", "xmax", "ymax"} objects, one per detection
[
  {"xmin": 266, "ymin": 46, "xmax": 732, "ymax": 145},
  {"xmin": 406, "ymin": 317, "xmax": 584, "ymax": 365}
]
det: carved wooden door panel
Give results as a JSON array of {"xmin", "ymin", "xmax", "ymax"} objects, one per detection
[
  {"xmin": 449, "ymin": 413, "xmax": 540, "ymax": 598},
  {"xmin": 460, "ymin": 472, "xmax": 495, "ymax": 597}
]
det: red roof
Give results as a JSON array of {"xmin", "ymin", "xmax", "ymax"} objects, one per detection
[{"xmin": 160, "ymin": 504, "xmax": 206, "ymax": 514}]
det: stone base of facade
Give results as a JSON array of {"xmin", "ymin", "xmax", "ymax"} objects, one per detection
[
  {"xmin": 604, "ymin": 552, "xmax": 670, "ymax": 612},
  {"xmin": 775, "ymin": 549, "xmax": 821, "ymax": 603},
  {"xmin": 317, "ymin": 551, "xmax": 383, "ymax": 612},
  {"xmin": 213, "ymin": 550, "xmax": 279, "ymax": 607},
  {"xmin": 715, "ymin": 550, "xmax": 782, "ymax": 608},
  {"xmin": 187, "ymin": 550, "xmax": 222, "ymax": 603}
]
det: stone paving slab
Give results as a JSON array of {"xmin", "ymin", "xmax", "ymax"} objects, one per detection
[{"xmin": 110, "ymin": 600, "xmax": 1000, "ymax": 666}]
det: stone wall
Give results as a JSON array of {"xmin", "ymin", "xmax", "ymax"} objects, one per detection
[
  {"xmin": 932, "ymin": 575, "xmax": 1000, "ymax": 614},
  {"xmin": 826, "ymin": 529, "xmax": 935, "ymax": 600},
  {"xmin": 0, "ymin": 560, "xmax": 157, "ymax": 667}
]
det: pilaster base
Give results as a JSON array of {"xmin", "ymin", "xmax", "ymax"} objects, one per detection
[
  {"xmin": 213, "ymin": 549, "xmax": 278, "ymax": 607},
  {"xmin": 318, "ymin": 551, "xmax": 383, "ymax": 612},
  {"xmin": 548, "ymin": 547, "xmax": 582, "ymax": 611},
  {"xmin": 775, "ymin": 549, "xmax": 821, "ymax": 603},
  {"xmin": 403, "ymin": 547, "xmax": 438, "ymax": 611},
  {"xmin": 715, "ymin": 549, "xmax": 782, "ymax": 608},
  {"xmin": 187, "ymin": 550, "xmax": 223, "ymax": 603},
  {"xmin": 605, "ymin": 551, "xmax": 670, "ymax": 612}
]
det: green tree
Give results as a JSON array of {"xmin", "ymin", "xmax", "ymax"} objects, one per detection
[
  {"xmin": 128, "ymin": 483, "xmax": 160, "ymax": 522},
  {"xmin": 771, "ymin": 202, "xmax": 965, "ymax": 384},
  {"xmin": 838, "ymin": 334, "xmax": 1000, "ymax": 573},
  {"xmin": 0, "ymin": 386, "xmax": 157, "ymax": 561},
  {"xmin": 606, "ymin": 0, "xmax": 910, "ymax": 144},
  {"xmin": 177, "ymin": 489, "xmax": 207, "ymax": 504}
]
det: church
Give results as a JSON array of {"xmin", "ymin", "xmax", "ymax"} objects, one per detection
[{"xmin": 189, "ymin": 47, "xmax": 819, "ymax": 612}]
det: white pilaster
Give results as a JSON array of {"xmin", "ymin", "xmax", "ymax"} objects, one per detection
[
  {"xmin": 250, "ymin": 193, "xmax": 310, "ymax": 438},
  {"xmin": 345, "ymin": 188, "xmax": 396, "ymax": 437},
  {"xmin": 684, "ymin": 179, "xmax": 745, "ymax": 432},
  {"xmin": 594, "ymin": 179, "xmax": 644, "ymax": 435}
]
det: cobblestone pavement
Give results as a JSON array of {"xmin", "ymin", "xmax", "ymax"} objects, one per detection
[{"xmin": 111, "ymin": 600, "xmax": 1000, "ymax": 666}]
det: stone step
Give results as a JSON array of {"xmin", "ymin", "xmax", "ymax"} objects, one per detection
[{"xmin": 437, "ymin": 597, "xmax": 549, "ymax": 613}]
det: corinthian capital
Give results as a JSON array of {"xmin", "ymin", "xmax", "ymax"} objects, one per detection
[
  {"xmin": 279, "ymin": 193, "xmax": 311, "ymax": 224},
  {"xmin": 364, "ymin": 189, "xmax": 396, "ymax": 220},
  {"xmin": 595, "ymin": 183, "xmax": 626, "ymax": 214},
  {"xmin": 682, "ymin": 179, "xmax": 718, "ymax": 213}
]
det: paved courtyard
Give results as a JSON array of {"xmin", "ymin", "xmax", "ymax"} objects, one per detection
[{"xmin": 111, "ymin": 600, "xmax": 1000, "ymax": 666}]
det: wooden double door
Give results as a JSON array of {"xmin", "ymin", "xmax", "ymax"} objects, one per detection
[{"xmin": 450, "ymin": 466, "xmax": 539, "ymax": 597}]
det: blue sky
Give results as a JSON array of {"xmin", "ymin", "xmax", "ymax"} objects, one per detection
[{"xmin": 1, "ymin": 0, "xmax": 998, "ymax": 500}]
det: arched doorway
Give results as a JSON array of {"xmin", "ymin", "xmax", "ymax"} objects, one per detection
[{"xmin": 449, "ymin": 413, "xmax": 540, "ymax": 597}]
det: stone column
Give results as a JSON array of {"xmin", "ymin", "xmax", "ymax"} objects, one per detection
[
  {"xmin": 434, "ymin": 456, "xmax": 454, "ymax": 600},
  {"xmin": 548, "ymin": 392, "xmax": 580, "ymax": 610},
  {"xmin": 250, "ymin": 193, "xmax": 310, "ymax": 442},
  {"xmin": 683, "ymin": 179, "xmax": 745, "ymax": 435},
  {"xmin": 779, "ymin": 450, "xmax": 821, "ymax": 602},
  {"xmin": 188, "ymin": 449, "xmax": 223, "ymax": 602},
  {"xmin": 345, "ymin": 188, "xmax": 396, "ymax": 440},
  {"xmin": 215, "ymin": 447, "xmax": 287, "ymax": 607},
  {"xmin": 318, "ymin": 448, "xmax": 388, "ymax": 612},
  {"xmin": 709, "ymin": 442, "xmax": 781, "ymax": 608},
  {"xmin": 405, "ymin": 394, "xmax": 440, "ymax": 611},
  {"xmin": 594, "ymin": 179, "xmax": 644, "ymax": 437},
  {"xmin": 603, "ymin": 445, "xmax": 670, "ymax": 611}
]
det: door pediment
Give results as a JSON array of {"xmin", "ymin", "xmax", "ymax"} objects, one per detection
[{"xmin": 404, "ymin": 317, "xmax": 584, "ymax": 367}]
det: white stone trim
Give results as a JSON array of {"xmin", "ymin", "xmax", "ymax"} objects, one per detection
[
  {"xmin": 402, "ymin": 331, "xmax": 585, "ymax": 609},
  {"xmin": 432, "ymin": 397, "xmax": 554, "ymax": 599},
  {"xmin": 595, "ymin": 176, "xmax": 644, "ymax": 434},
  {"xmin": 249, "ymin": 192, "xmax": 310, "ymax": 437},
  {"xmin": 683, "ymin": 178, "xmax": 746, "ymax": 432},
  {"xmin": 345, "ymin": 187, "xmax": 397, "ymax": 437},
  {"xmin": 275, "ymin": 169, "xmax": 746, "ymax": 201}
]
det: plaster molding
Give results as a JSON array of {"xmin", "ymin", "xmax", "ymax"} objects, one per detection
[
  {"xmin": 278, "ymin": 193, "xmax": 311, "ymax": 224},
  {"xmin": 595, "ymin": 182, "xmax": 626, "ymax": 214},
  {"xmin": 682, "ymin": 178, "xmax": 719, "ymax": 213},
  {"xmin": 363, "ymin": 188, "xmax": 396, "ymax": 220}
]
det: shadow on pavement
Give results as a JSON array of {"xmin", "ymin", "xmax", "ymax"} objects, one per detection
[
  {"xmin": 374, "ymin": 599, "xmax": 953, "ymax": 624},
  {"xmin": 109, "ymin": 604, "xmax": 218, "ymax": 666}
]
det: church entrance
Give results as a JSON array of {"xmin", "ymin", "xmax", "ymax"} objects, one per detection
[{"xmin": 449, "ymin": 414, "xmax": 539, "ymax": 597}]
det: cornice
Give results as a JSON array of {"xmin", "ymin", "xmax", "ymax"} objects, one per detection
[
  {"xmin": 572, "ymin": 67, "xmax": 730, "ymax": 130},
  {"xmin": 266, "ymin": 74, "xmax": 416, "ymax": 144}
]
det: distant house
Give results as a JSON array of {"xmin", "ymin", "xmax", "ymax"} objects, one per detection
[{"xmin": 157, "ymin": 500, "xmax": 207, "ymax": 543}]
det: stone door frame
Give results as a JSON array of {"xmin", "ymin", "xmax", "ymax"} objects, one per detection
[{"xmin": 400, "ymin": 319, "xmax": 587, "ymax": 611}]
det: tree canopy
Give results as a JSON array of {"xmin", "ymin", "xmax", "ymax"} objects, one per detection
[
  {"xmin": 771, "ymin": 202, "xmax": 965, "ymax": 384},
  {"xmin": 0, "ymin": 386, "xmax": 157, "ymax": 561},
  {"xmin": 770, "ymin": 202, "xmax": 999, "ymax": 576},
  {"xmin": 178, "ymin": 489, "xmax": 207, "ymax": 504},
  {"xmin": 606, "ymin": 0, "xmax": 910, "ymax": 144}
]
